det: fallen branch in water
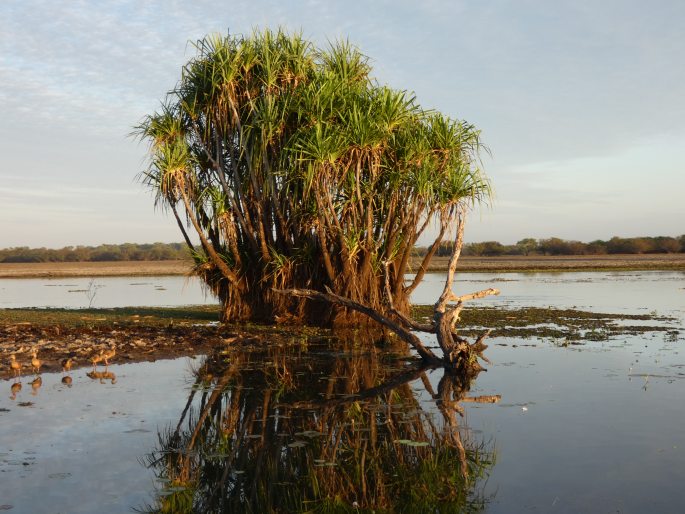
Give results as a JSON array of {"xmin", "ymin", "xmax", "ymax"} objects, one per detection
[{"xmin": 275, "ymin": 209, "xmax": 500, "ymax": 374}]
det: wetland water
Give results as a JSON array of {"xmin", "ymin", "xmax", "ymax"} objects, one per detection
[
  {"xmin": 0, "ymin": 275, "xmax": 215, "ymax": 309},
  {"xmin": 1, "ymin": 271, "xmax": 684, "ymax": 512},
  {"xmin": 1, "ymin": 270, "xmax": 683, "ymax": 314}
]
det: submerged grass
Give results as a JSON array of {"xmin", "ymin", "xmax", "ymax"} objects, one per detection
[{"xmin": 0, "ymin": 305, "xmax": 222, "ymax": 327}]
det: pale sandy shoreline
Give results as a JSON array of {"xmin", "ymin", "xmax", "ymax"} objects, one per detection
[
  {"xmin": 0, "ymin": 260, "xmax": 192, "ymax": 278},
  {"xmin": 1, "ymin": 254, "xmax": 684, "ymax": 278},
  {"xmin": 428, "ymin": 254, "xmax": 685, "ymax": 272}
]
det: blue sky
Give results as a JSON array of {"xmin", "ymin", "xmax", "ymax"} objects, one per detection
[{"xmin": 1, "ymin": 0, "xmax": 683, "ymax": 247}]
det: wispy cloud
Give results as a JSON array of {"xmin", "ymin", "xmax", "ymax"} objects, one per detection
[{"xmin": 1, "ymin": 0, "xmax": 684, "ymax": 246}]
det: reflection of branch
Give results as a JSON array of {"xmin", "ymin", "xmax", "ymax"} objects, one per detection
[
  {"xmin": 175, "ymin": 377, "xmax": 201, "ymax": 438},
  {"xmin": 420, "ymin": 371, "xmax": 437, "ymax": 397},
  {"xmin": 284, "ymin": 365, "xmax": 434, "ymax": 409},
  {"xmin": 186, "ymin": 359, "xmax": 241, "ymax": 453},
  {"xmin": 285, "ymin": 364, "xmax": 501, "ymax": 412},
  {"xmin": 436, "ymin": 372, "xmax": 468, "ymax": 479}
]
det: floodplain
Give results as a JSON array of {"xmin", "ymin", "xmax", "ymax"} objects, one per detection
[{"xmin": 1, "ymin": 268, "xmax": 684, "ymax": 512}]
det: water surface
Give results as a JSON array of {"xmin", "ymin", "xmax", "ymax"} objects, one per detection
[
  {"xmin": 2, "ymin": 271, "xmax": 683, "ymax": 315},
  {"xmin": 1, "ymin": 271, "xmax": 684, "ymax": 512},
  {"xmin": 1, "ymin": 358, "xmax": 195, "ymax": 513},
  {"xmin": 0, "ymin": 276, "xmax": 214, "ymax": 309}
]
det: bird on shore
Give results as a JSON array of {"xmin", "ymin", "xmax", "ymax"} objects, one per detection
[
  {"xmin": 61, "ymin": 357, "xmax": 76, "ymax": 373},
  {"xmin": 31, "ymin": 350, "xmax": 42, "ymax": 375},
  {"xmin": 91, "ymin": 349, "xmax": 105, "ymax": 369},
  {"xmin": 9, "ymin": 354, "xmax": 22, "ymax": 378},
  {"xmin": 102, "ymin": 345, "xmax": 116, "ymax": 367}
]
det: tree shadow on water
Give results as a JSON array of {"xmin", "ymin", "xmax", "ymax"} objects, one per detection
[{"xmin": 138, "ymin": 337, "xmax": 497, "ymax": 513}]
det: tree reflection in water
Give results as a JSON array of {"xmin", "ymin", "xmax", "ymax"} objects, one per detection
[{"xmin": 140, "ymin": 336, "xmax": 497, "ymax": 513}]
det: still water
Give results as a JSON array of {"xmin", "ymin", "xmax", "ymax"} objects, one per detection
[
  {"xmin": 1, "ymin": 270, "xmax": 683, "ymax": 315},
  {"xmin": 1, "ymin": 271, "xmax": 684, "ymax": 512},
  {"xmin": 0, "ymin": 359, "xmax": 194, "ymax": 512},
  {"xmin": 0, "ymin": 276, "xmax": 215, "ymax": 309}
]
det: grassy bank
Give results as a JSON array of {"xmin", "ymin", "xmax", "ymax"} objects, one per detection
[
  {"xmin": 2, "ymin": 304, "xmax": 678, "ymax": 337},
  {"xmin": 0, "ymin": 305, "xmax": 220, "ymax": 327},
  {"xmin": 411, "ymin": 305, "xmax": 680, "ymax": 342}
]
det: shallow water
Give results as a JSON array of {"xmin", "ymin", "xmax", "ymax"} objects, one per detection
[
  {"xmin": 465, "ymin": 336, "xmax": 685, "ymax": 512},
  {"xmin": 0, "ymin": 358, "xmax": 196, "ymax": 513},
  {"xmin": 1, "ymin": 271, "xmax": 683, "ymax": 317},
  {"xmin": 411, "ymin": 270, "xmax": 685, "ymax": 317},
  {"xmin": 1, "ymin": 271, "xmax": 685, "ymax": 512},
  {"xmin": 0, "ymin": 276, "xmax": 215, "ymax": 309},
  {"xmin": 2, "ymin": 331, "xmax": 684, "ymax": 512}
]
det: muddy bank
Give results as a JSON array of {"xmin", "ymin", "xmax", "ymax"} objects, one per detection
[
  {"xmin": 0, "ymin": 323, "xmax": 251, "ymax": 380},
  {"xmin": 0, "ymin": 306, "xmax": 323, "ymax": 380},
  {"xmin": 2, "ymin": 305, "xmax": 681, "ymax": 380},
  {"xmin": 2, "ymin": 254, "xmax": 684, "ymax": 278}
]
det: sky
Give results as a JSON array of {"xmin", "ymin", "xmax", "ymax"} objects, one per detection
[{"xmin": 1, "ymin": 0, "xmax": 683, "ymax": 248}]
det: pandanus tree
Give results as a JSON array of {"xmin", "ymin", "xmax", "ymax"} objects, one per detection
[{"xmin": 138, "ymin": 29, "xmax": 496, "ymax": 370}]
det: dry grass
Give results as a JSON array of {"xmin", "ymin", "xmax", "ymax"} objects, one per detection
[
  {"xmin": 0, "ymin": 260, "xmax": 191, "ymax": 278},
  {"xmin": 417, "ymin": 254, "xmax": 685, "ymax": 272},
  {"xmin": 1, "ymin": 254, "xmax": 684, "ymax": 279}
]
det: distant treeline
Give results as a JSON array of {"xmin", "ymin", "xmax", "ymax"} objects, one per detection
[
  {"xmin": 0, "ymin": 243, "xmax": 190, "ymax": 263},
  {"xmin": 416, "ymin": 236, "xmax": 685, "ymax": 257},
  {"xmin": 3, "ymin": 236, "xmax": 684, "ymax": 263}
]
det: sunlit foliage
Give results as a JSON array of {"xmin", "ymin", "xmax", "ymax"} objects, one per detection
[{"xmin": 136, "ymin": 29, "xmax": 490, "ymax": 323}]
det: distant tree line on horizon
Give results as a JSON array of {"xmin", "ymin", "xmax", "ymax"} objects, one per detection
[
  {"xmin": 2, "ymin": 235, "xmax": 683, "ymax": 264},
  {"xmin": 0, "ymin": 243, "xmax": 190, "ymax": 263},
  {"xmin": 416, "ymin": 235, "xmax": 685, "ymax": 257}
]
